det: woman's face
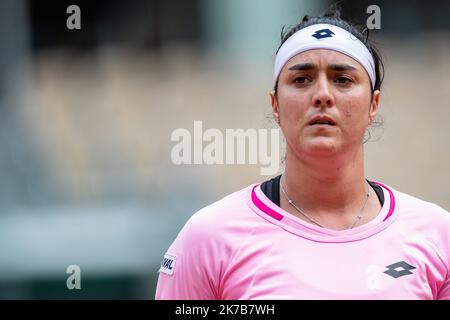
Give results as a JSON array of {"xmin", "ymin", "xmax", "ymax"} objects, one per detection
[{"xmin": 271, "ymin": 49, "xmax": 380, "ymax": 160}]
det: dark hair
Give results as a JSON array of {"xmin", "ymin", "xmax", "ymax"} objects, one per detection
[{"xmin": 274, "ymin": 7, "xmax": 384, "ymax": 95}]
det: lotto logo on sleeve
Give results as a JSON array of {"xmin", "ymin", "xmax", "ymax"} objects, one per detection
[{"xmin": 159, "ymin": 254, "xmax": 176, "ymax": 275}]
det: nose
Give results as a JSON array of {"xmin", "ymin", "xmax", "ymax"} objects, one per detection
[{"xmin": 312, "ymin": 76, "xmax": 334, "ymax": 108}]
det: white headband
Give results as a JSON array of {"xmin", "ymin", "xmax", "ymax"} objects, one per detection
[{"xmin": 273, "ymin": 23, "xmax": 376, "ymax": 89}]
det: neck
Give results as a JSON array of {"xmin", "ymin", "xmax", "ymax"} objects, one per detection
[{"xmin": 283, "ymin": 145, "xmax": 367, "ymax": 214}]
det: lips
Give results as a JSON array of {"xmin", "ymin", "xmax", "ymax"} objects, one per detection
[{"xmin": 308, "ymin": 115, "xmax": 337, "ymax": 126}]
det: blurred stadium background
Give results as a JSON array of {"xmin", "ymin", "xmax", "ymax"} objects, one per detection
[{"xmin": 0, "ymin": 0, "xmax": 449, "ymax": 299}]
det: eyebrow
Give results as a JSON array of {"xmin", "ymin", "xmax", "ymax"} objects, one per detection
[
  {"xmin": 288, "ymin": 63, "xmax": 358, "ymax": 72},
  {"xmin": 288, "ymin": 63, "xmax": 316, "ymax": 71}
]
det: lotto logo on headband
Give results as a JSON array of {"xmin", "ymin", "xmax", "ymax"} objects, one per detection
[{"xmin": 312, "ymin": 28, "xmax": 335, "ymax": 39}]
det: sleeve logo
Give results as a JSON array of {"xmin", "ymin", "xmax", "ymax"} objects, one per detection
[{"xmin": 159, "ymin": 254, "xmax": 176, "ymax": 275}]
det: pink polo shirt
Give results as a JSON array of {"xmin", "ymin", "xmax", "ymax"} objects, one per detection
[{"xmin": 155, "ymin": 181, "xmax": 450, "ymax": 299}]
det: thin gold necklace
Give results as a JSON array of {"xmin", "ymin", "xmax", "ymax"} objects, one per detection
[{"xmin": 280, "ymin": 175, "xmax": 371, "ymax": 229}]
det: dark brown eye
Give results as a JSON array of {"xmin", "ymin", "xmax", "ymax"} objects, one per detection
[
  {"xmin": 294, "ymin": 76, "xmax": 310, "ymax": 84},
  {"xmin": 334, "ymin": 76, "xmax": 352, "ymax": 84}
]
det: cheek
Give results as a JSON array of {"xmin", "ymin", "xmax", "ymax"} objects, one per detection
[
  {"xmin": 280, "ymin": 94, "xmax": 308, "ymax": 120},
  {"xmin": 342, "ymin": 106, "xmax": 364, "ymax": 126},
  {"xmin": 340, "ymin": 93, "xmax": 371, "ymax": 123},
  {"xmin": 344, "ymin": 108, "xmax": 352, "ymax": 118}
]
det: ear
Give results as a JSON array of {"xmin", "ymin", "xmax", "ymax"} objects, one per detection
[
  {"xmin": 369, "ymin": 90, "xmax": 381, "ymax": 124},
  {"xmin": 270, "ymin": 91, "xmax": 280, "ymax": 124}
]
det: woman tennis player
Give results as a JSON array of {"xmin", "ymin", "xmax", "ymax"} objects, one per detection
[{"xmin": 156, "ymin": 9, "xmax": 450, "ymax": 299}]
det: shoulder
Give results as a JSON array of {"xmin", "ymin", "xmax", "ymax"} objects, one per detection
[
  {"xmin": 187, "ymin": 184, "xmax": 255, "ymax": 229},
  {"xmin": 391, "ymin": 186, "xmax": 450, "ymax": 222},
  {"xmin": 386, "ymin": 183, "xmax": 450, "ymax": 244},
  {"xmin": 168, "ymin": 184, "xmax": 259, "ymax": 253}
]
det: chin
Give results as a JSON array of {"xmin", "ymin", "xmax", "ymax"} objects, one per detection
[{"xmin": 302, "ymin": 138, "xmax": 339, "ymax": 156}]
